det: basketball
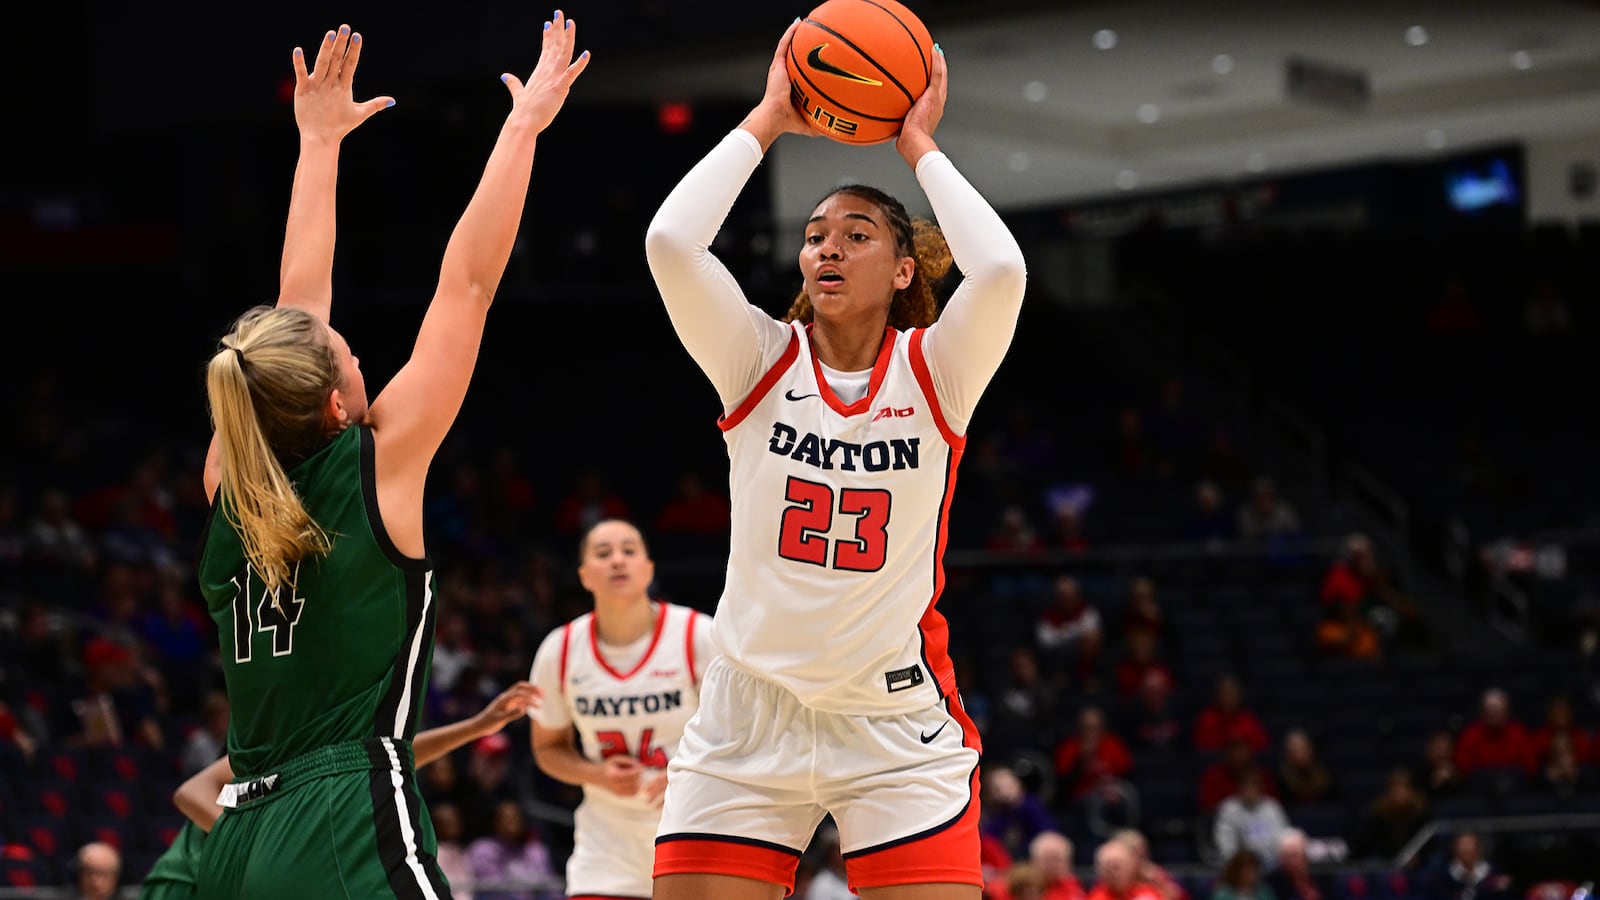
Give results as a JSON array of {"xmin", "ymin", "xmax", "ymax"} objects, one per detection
[{"xmin": 786, "ymin": 0, "xmax": 934, "ymax": 145}]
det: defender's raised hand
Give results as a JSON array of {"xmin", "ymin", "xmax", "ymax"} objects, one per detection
[
  {"xmin": 501, "ymin": 9, "xmax": 590, "ymax": 132},
  {"xmin": 292, "ymin": 24, "xmax": 395, "ymax": 143}
]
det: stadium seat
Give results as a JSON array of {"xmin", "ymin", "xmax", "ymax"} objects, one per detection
[
  {"xmin": 0, "ymin": 856, "xmax": 50, "ymax": 889},
  {"xmin": 81, "ymin": 777, "xmax": 142, "ymax": 821},
  {"xmin": 77, "ymin": 814, "xmax": 135, "ymax": 853},
  {"xmin": 19, "ymin": 777, "xmax": 75, "ymax": 819},
  {"xmin": 8, "ymin": 814, "xmax": 73, "ymax": 860}
]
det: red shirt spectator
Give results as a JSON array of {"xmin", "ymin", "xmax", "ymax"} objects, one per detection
[
  {"xmin": 1193, "ymin": 675, "xmax": 1270, "ymax": 754},
  {"xmin": 1528, "ymin": 695, "xmax": 1592, "ymax": 766},
  {"xmin": 1200, "ymin": 740, "xmax": 1278, "ymax": 813},
  {"xmin": 1454, "ymin": 689, "xmax": 1536, "ymax": 775},
  {"xmin": 1054, "ymin": 707, "xmax": 1133, "ymax": 799},
  {"xmin": 553, "ymin": 469, "xmax": 633, "ymax": 536},
  {"xmin": 1088, "ymin": 840, "xmax": 1165, "ymax": 900},
  {"xmin": 653, "ymin": 471, "xmax": 731, "ymax": 536},
  {"xmin": 1114, "ymin": 631, "xmax": 1174, "ymax": 700}
]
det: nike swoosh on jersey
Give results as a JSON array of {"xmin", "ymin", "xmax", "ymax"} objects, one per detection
[
  {"xmin": 919, "ymin": 721, "xmax": 948, "ymax": 744},
  {"xmin": 785, "ymin": 389, "xmax": 819, "ymax": 401},
  {"xmin": 806, "ymin": 44, "xmax": 884, "ymax": 86}
]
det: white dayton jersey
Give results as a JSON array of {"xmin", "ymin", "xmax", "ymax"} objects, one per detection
[
  {"xmin": 715, "ymin": 322, "xmax": 964, "ymax": 715},
  {"xmin": 529, "ymin": 602, "xmax": 714, "ymax": 897}
]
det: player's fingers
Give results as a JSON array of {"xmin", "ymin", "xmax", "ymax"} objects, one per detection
[
  {"xmin": 356, "ymin": 96, "xmax": 395, "ymax": 121},
  {"xmin": 562, "ymin": 49, "xmax": 591, "ymax": 86},
  {"xmin": 932, "ymin": 43, "xmax": 948, "ymax": 97},
  {"xmin": 776, "ymin": 18, "xmax": 800, "ymax": 64},
  {"xmin": 340, "ymin": 30, "xmax": 365, "ymax": 87},
  {"xmin": 292, "ymin": 46, "xmax": 310, "ymax": 86},
  {"xmin": 327, "ymin": 25, "xmax": 352, "ymax": 82},
  {"xmin": 309, "ymin": 28, "xmax": 337, "ymax": 81},
  {"xmin": 501, "ymin": 73, "xmax": 524, "ymax": 95}
]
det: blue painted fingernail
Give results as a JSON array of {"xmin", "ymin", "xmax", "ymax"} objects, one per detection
[
  {"xmin": 580, "ymin": 50, "xmax": 589, "ymax": 58},
  {"xmin": 385, "ymin": 99, "xmax": 395, "ymax": 107},
  {"xmin": 294, "ymin": 47, "xmax": 303, "ymax": 56},
  {"xmin": 340, "ymin": 25, "xmax": 349, "ymax": 34},
  {"xmin": 544, "ymin": 21, "xmax": 551, "ymax": 30},
  {"xmin": 352, "ymin": 34, "xmax": 361, "ymax": 43},
  {"xmin": 565, "ymin": 18, "xmax": 571, "ymax": 28},
  {"xmin": 934, "ymin": 43, "xmax": 943, "ymax": 54},
  {"xmin": 501, "ymin": 74, "xmax": 510, "ymax": 82}
]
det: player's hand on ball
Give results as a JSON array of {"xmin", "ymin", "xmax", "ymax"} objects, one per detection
[
  {"xmin": 641, "ymin": 770, "xmax": 668, "ymax": 810},
  {"xmin": 292, "ymin": 24, "xmax": 394, "ymax": 143},
  {"xmin": 502, "ymin": 9, "xmax": 590, "ymax": 133},
  {"xmin": 896, "ymin": 42, "xmax": 945, "ymax": 160},
  {"xmin": 759, "ymin": 19, "xmax": 817, "ymax": 139},
  {"xmin": 600, "ymin": 756, "xmax": 643, "ymax": 797}
]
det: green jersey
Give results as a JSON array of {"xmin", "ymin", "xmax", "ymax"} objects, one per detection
[
  {"xmin": 198, "ymin": 426, "xmax": 437, "ymax": 777},
  {"xmin": 138, "ymin": 819, "xmax": 205, "ymax": 899}
]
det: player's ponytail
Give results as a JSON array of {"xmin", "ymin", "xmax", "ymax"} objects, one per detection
[{"xmin": 205, "ymin": 306, "xmax": 338, "ymax": 603}]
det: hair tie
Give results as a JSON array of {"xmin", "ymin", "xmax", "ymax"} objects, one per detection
[{"xmin": 229, "ymin": 345, "xmax": 246, "ymax": 367}]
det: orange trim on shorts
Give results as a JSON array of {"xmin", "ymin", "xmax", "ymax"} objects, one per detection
[
  {"xmin": 655, "ymin": 835, "xmax": 802, "ymax": 897},
  {"xmin": 843, "ymin": 698, "xmax": 985, "ymax": 891}
]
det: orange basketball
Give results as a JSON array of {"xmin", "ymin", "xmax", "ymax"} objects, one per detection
[{"xmin": 785, "ymin": 0, "xmax": 934, "ymax": 145}]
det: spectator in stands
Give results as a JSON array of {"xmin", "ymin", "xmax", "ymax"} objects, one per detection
[
  {"xmin": 1109, "ymin": 407, "xmax": 1157, "ymax": 479},
  {"xmin": 1213, "ymin": 770, "xmax": 1291, "ymax": 870},
  {"xmin": 1418, "ymin": 831, "xmax": 1513, "ymax": 900},
  {"xmin": 1200, "ymin": 738, "xmax": 1278, "ymax": 813},
  {"xmin": 483, "ymin": 445, "xmax": 539, "ymax": 536},
  {"xmin": 431, "ymin": 801, "xmax": 474, "ymax": 896},
  {"xmin": 1146, "ymin": 376, "xmax": 1206, "ymax": 476},
  {"xmin": 998, "ymin": 863, "xmax": 1049, "ymax": 900},
  {"xmin": 1109, "ymin": 829, "xmax": 1189, "ymax": 900},
  {"xmin": 1539, "ymin": 732, "xmax": 1590, "ymax": 797},
  {"xmin": 1210, "ymin": 848, "xmax": 1275, "ymax": 900},
  {"xmin": 981, "ymin": 829, "xmax": 1016, "ymax": 900},
  {"xmin": 0, "ymin": 698, "xmax": 38, "ymax": 764},
  {"xmin": 1265, "ymin": 828, "xmax": 1336, "ymax": 900},
  {"xmin": 1454, "ymin": 688, "xmax": 1536, "ymax": 778},
  {"xmin": 982, "ymin": 764, "xmax": 1057, "ymax": 864},
  {"xmin": 1121, "ymin": 668, "xmax": 1185, "ymax": 752},
  {"xmin": 1276, "ymin": 729, "xmax": 1335, "ymax": 808},
  {"xmin": 138, "ymin": 574, "xmax": 210, "ymax": 711},
  {"xmin": 1413, "ymin": 730, "xmax": 1468, "ymax": 800},
  {"xmin": 991, "ymin": 647, "xmax": 1059, "ymax": 762},
  {"xmin": 462, "ymin": 731, "xmax": 519, "ymax": 840},
  {"xmin": 1529, "ymin": 693, "xmax": 1591, "ymax": 767},
  {"xmin": 1048, "ymin": 501, "xmax": 1092, "ymax": 556},
  {"xmin": 1114, "ymin": 629, "xmax": 1176, "ymax": 701},
  {"xmin": 1027, "ymin": 831, "xmax": 1086, "ymax": 900},
  {"xmin": 1183, "ymin": 479, "xmax": 1237, "ymax": 546},
  {"xmin": 653, "ymin": 469, "xmax": 732, "ymax": 542},
  {"xmin": 1314, "ymin": 597, "xmax": 1382, "ymax": 664},
  {"xmin": 1053, "ymin": 705, "xmax": 1134, "ymax": 807},
  {"xmin": 1196, "ymin": 424, "xmax": 1252, "ymax": 500},
  {"xmin": 1088, "ymin": 840, "xmax": 1164, "ymax": 900},
  {"xmin": 1122, "ymin": 576, "xmax": 1173, "ymax": 652},
  {"xmin": 466, "ymin": 799, "xmax": 555, "ymax": 900},
  {"xmin": 179, "ymin": 689, "xmax": 229, "ymax": 776},
  {"xmin": 27, "ymin": 486, "xmax": 98, "ymax": 578},
  {"xmin": 1318, "ymin": 532, "xmax": 1429, "ymax": 651},
  {"xmin": 989, "ymin": 504, "xmax": 1048, "ymax": 557},
  {"xmin": 1237, "ymin": 477, "xmax": 1302, "ymax": 542},
  {"xmin": 552, "ymin": 467, "xmax": 632, "ymax": 537},
  {"xmin": 1355, "ymin": 768, "xmax": 1430, "ymax": 860},
  {"xmin": 61, "ymin": 636, "xmax": 166, "ymax": 751},
  {"xmin": 1036, "ymin": 574, "xmax": 1103, "ymax": 688},
  {"xmin": 70, "ymin": 841, "xmax": 121, "ymax": 900},
  {"xmin": 431, "ymin": 609, "xmax": 478, "ymax": 698},
  {"xmin": 1194, "ymin": 675, "xmax": 1271, "ymax": 754}
]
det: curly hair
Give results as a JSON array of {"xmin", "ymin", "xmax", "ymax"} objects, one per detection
[{"xmin": 781, "ymin": 184, "xmax": 954, "ymax": 330}]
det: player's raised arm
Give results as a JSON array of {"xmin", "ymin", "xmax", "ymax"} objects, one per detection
[
  {"xmin": 277, "ymin": 23, "xmax": 395, "ymax": 320},
  {"xmin": 367, "ymin": 10, "xmax": 587, "ymax": 470}
]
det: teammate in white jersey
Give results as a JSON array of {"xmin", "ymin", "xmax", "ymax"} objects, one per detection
[
  {"xmin": 528, "ymin": 519, "xmax": 717, "ymax": 900},
  {"xmin": 644, "ymin": 21, "xmax": 1026, "ymax": 900}
]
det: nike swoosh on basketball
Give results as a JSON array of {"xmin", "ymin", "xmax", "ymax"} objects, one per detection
[
  {"xmin": 785, "ymin": 389, "xmax": 819, "ymax": 401},
  {"xmin": 919, "ymin": 722, "xmax": 948, "ymax": 744},
  {"xmin": 806, "ymin": 44, "xmax": 885, "ymax": 86}
]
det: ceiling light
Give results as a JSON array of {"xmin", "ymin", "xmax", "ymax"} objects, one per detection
[
  {"xmin": 1211, "ymin": 54, "xmax": 1235, "ymax": 75},
  {"xmin": 1246, "ymin": 152, "xmax": 1267, "ymax": 173},
  {"xmin": 1137, "ymin": 103, "xmax": 1161, "ymax": 124},
  {"xmin": 1115, "ymin": 170, "xmax": 1140, "ymax": 190},
  {"xmin": 1023, "ymin": 81, "xmax": 1048, "ymax": 102},
  {"xmin": 1008, "ymin": 152, "xmax": 1031, "ymax": 173},
  {"xmin": 1426, "ymin": 129, "xmax": 1448, "ymax": 149},
  {"xmin": 1093, "ymin": 29, "xmax": 1118, "ymax": 50},
  {"xmin": 1511, "ymin": 50, "xmax": 1533, "ymax": 70},
  {"xmin": 1405, "ymin": 26, "xmax": 1429, "ymax": 47}
]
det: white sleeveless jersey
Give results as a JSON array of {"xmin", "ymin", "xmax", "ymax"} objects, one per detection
[
  {"xmin": 535, "ymin": 602, "xmax": 708, "ymax": 814},
  {"xmin": 714, "ymin": 322, "xmax": 965, "ymax": 715}
]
